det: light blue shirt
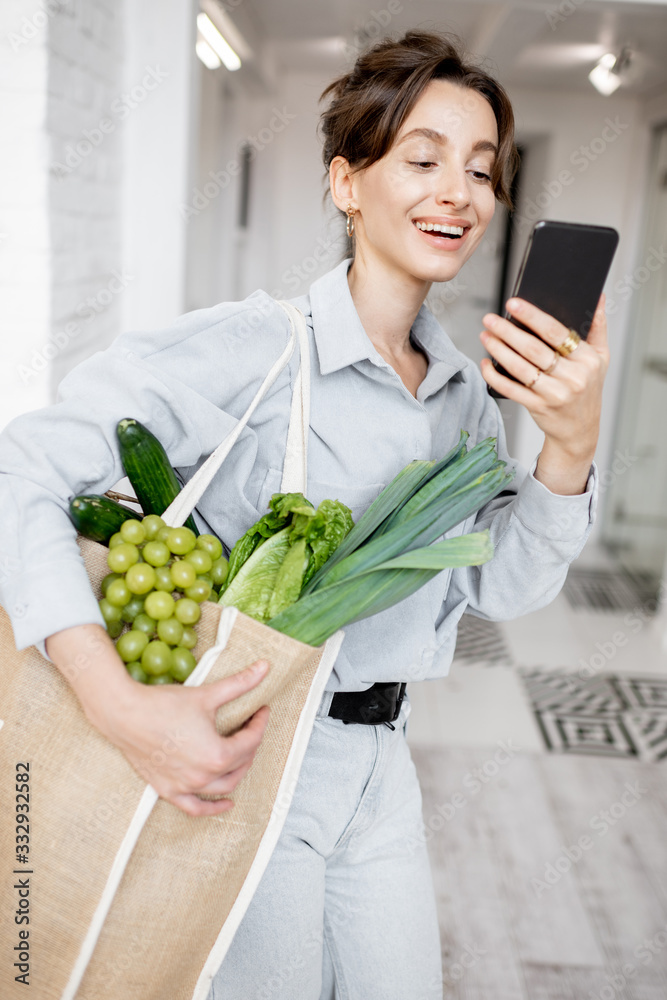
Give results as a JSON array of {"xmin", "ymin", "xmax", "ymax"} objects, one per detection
[{"xmin": 0, "ymin": 258, "xmax": 596, "ymax": 691}]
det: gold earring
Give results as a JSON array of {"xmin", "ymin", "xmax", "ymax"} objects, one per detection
[{"xmin": 346, "ymin": 204, "xmax": 356, "ymax": 238}]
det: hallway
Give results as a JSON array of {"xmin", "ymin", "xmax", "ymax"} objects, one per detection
[{"xmin": 408, "ymin": 553, "xmax": 667, "ymax": 998}]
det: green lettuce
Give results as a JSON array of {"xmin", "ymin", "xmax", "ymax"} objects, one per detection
[
  {"xmin": 223, "ymin": 493, "xmax": 315, "ymax": 591},
  {"xmin": 219, "ymin": 493, "xmax": 353, "ymax": 623}
]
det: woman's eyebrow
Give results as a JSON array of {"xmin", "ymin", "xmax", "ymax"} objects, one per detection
[{"xmin": 397, "ymin": 127, "xmax": 498, "ymax": 156}]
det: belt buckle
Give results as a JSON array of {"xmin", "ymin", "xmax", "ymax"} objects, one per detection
[
  {"xmin": 359, "ymin": 682, "xmax": 406, "ymax": 727},
  {"xmin": 329, "ymin": 681, "xmax": 407, "ymax": 727},
  {"xmin": 392, "ymin": 682, "xmax": 407, "ymax": 722}
]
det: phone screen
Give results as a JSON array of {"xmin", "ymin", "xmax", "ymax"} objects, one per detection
[{"xmin": 489, "ymin": 220, "xmax": 619, "ymax": 397}]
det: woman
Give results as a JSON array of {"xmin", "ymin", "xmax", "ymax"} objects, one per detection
[{"xmin": 0, "ymin": 30, "xmax": 606, "ymax": 1000}]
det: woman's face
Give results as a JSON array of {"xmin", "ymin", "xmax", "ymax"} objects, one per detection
[{"xmin": 348, "ymin": 79, "xmax": 499, "ymax": 286}]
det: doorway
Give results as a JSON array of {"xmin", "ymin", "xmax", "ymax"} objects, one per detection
[{"xmin": 602, "ymin": 123, "xmax": 667, "ymax": 576}]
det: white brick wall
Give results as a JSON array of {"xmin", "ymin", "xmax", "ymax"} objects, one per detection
[
  {"xmin": 0, "ymin": 0, "xmax": 201, "ymax": 429},
  {"xmin": 0, "ymin": 11, "xmax": 51, "ymax": 427},
  {"xmin": 0, "ymin": 0, "xmax": 128, "ymax": 428},
  {"xmin": 47, "ymin": 0, "xmax": 126, "ymax": 394}
]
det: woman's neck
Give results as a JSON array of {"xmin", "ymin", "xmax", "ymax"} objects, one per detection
[{"xmin": 346, "ymin": 253, "xmax": 431, "ymax": 362}]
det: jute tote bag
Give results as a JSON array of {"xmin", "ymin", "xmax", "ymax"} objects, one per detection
[{"xmin": 0, "ymin": 301, "xmax": 344, "ymax": 1000}]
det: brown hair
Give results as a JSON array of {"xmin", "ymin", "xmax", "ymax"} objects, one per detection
[{"xmin": 319, "ymin": 30, "xmax": 519, "ymax": 211}]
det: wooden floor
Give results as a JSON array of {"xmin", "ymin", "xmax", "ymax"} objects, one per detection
[
  {"xmin": 404, "ymin": 564, "xmax": 667, "ymax": 999},
  {"xmin": 411, "ymin": 746, "xmax": 667, "ymax": 999}
]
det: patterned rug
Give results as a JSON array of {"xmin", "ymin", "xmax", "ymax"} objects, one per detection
[
  {"xmin": 453, "ymin": 614, "xmax": 513, "ymax": 665},
  {"xmin": 520, "ymin": 668, "xmax": 667, "ymax": 762},
  {"xmin": 563, "ymin": 567, "xmax": 660, "ymax": 612}
]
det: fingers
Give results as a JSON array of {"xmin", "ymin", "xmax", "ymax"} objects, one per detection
[
  {"xmin": 480, "ymin": 328, "xmax": 548, "ymax": 389},
  {"xmin": 503, "ymin": 298, "xmax": 577, "ymax": 352},
  {"xmin": 222, "ymin": 704, "xmax": 271, "ymax": 755},
  {"xmin": 171, "ymin": 792, "xmax": 236, "ymax": 818},
  {"xmin": 480, "ymin": 357, "xmax": 546, "ymax": 408},
  {"xmin": 202, "ymin": 660, "xmax": 270, "ymax": 714},
  {"xmin": 184, "ymin": 705, "xmax": 270, "ymax": 793},
  {"xmin": 482, "ymin": 311, "xmax": 557, "ymax": 371},
  {"xmin": 195, "ymin": 757, "xmax": 256, "ymax": 798},
  {"xmin": 584, "ymin": 292, "xmax": 609, "ymax": 353}
]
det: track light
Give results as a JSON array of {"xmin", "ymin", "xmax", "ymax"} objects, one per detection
[
  {"xmin": 196, "ymin": 37, "xmax": 221, "ymax": 70},
  {"xmin": 588, "ymin": 48, "xmax": 631, "ymax": 96},
  {"xmin": 196, "ymin": 12, "xmax": 241, "ymax": 71}
]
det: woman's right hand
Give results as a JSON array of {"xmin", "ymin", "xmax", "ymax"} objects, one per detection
[{"xmin": 46, "ymin": 623, "xmax": 271, "ymax": 817}]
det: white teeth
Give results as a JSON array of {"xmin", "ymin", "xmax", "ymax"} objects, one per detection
[{"xmin": 414, "ymin": 221, "xmax": 464, "ymax": 236}]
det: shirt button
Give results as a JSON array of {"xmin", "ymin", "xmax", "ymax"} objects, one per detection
[{"xmin": 13, "ymin": 603, "xmax": 27, "ymax": 618}]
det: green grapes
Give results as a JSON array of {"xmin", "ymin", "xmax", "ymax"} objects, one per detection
[{"xmin": 101, "ymin": 513, "xmax": 223, "ymax": 685}]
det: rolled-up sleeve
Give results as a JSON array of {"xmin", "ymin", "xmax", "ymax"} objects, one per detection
[
  {"xmin": 441, "ymin": 373, "xmax": 598, "ymax": 628},
  {"xmin": 0, "ymin": 292, "xmax": 293, "ymax": 652}
]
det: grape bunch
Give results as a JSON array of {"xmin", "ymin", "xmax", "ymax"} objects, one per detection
[{"xmin": 98, "ymin": 515, "xmax": 229, "ymax": 685}]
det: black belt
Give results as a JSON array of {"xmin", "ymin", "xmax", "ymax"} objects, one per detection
[{"xmin": 328, "ymin": 682, "xmax": 406, "ymax": 730}]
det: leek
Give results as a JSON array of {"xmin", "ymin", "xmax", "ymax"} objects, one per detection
[
  {"xmin": 268, "ymin": 532, "xmax": 493, "ymax": 646},
  {"xmin": 267, "ymin": 435, "xmax": 515, "ymax": 644}
]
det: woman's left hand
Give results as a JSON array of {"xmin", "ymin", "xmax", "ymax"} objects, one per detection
[{"xmin": 479, "ymin": 294, "xmax": 609, "ymax": 495}]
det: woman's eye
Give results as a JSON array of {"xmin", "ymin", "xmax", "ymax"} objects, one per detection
[
  {"xmin": 409, "ymin": 161, "xmax": 436, "ymax": 170},
  {"xmin": 470, "ymin": 170, "xmax": 492, "ymax": 182}
]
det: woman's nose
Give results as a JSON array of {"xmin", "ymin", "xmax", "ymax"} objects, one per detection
[{"xmin": 435, "ymin": 167, "xmax": 470, "ymax": 209}]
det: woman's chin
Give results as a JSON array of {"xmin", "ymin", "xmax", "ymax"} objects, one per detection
[{"xmin": 407, "ymin": 257, "xmax": 465, "ymax": 285}]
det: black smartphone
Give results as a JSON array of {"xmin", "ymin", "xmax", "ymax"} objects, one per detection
[{"xmin": 488, "ymin": 219, "xmax": 619, "ymax": 398}]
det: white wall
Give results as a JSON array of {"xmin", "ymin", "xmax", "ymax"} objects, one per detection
[
  {"xmin": 121, "ymin": 0, "xmax": 199, "ymax": 333},
  {"xmin": 0, "ymin": 0, "xmax": 127, "ymax": 429},
  {"xmin": 499, "ymin": 86, "xmax": 651, "ymax": 541},
  {"xmin": 48, "ymin": 0, "xmax": 126, "ymax": 391},
  {"xmin": 265, "ymin": 70, "xmax": 345, "ymax": 301},
  {"xmin": 0, "ymin": 6, "xmax": 51, "ymax": 429},
  {"xmin": 0, "ymin": 0, "xmax": 200, "ymax": 431}
]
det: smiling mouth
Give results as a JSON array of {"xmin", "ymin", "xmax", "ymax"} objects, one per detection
[{"xmin": 413, "ymin": 221, "xmax": 466, "ymax": 240}]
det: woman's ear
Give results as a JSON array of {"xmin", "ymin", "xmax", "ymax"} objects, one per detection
[{"xmin": 329, "ymin": 156, "xmax": 356, "ymax": 214}]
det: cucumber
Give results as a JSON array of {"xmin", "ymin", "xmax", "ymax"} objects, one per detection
[
  {"xmin": 69, "ymin": 494, "xmax": 142, "ymax": 544},
  {"xmin": 116, "ymin": 418, "xmax": 199, "ymax": 535}
]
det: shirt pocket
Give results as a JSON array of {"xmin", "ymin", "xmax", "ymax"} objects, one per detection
[{"xmin": 255, "ymin": 467, "xmax": 385, "ymax": 523}]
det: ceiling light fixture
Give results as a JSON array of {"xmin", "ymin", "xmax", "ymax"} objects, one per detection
[
  {"xmin": 196, "ymin": 36, "xmax": 221, "ymax": 70},
  {"xmin": 196, "ymin": 12, "xmax": 241, "ymax": 71},
  {"xmin": 588, "ymin": 48, "xmax": 632, "ymax": 96}
]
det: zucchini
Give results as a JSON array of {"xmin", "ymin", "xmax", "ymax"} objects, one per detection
[
  {"xmin": 69, "ymin": 494, "xmax": 141, "ymax": 543},
  {"xmin": 116, "ymin": 418, "xmax": 199, "ymax": 535}
]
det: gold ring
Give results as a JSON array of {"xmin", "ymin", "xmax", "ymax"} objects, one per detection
[
  {"xmin": 556, "ymin": 329, "xmax": 581, "ymax": 357},
  {"xmin": 526, "ymin": 368, "xmax": 541, "ymax": 390},
  {"xmin": 542, "ymin": 352, "xmax": 559, "ymax": 375}
]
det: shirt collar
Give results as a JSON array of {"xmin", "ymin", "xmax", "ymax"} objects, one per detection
[{"xmin": 306, "ymin": 257, "xmax": 470, "ymax": 383}]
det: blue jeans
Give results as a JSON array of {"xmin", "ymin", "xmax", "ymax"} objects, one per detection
[{"xmin": 208, "ymin": 692, "xmax": 443, "ymax": 1000}]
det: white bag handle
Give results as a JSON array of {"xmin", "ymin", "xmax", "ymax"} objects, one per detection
[{"xmin": 161, "ymin": 300, "xmax": 310, "ymax": 528}]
